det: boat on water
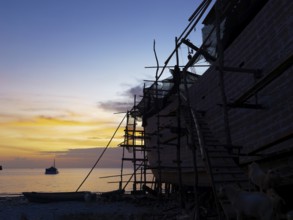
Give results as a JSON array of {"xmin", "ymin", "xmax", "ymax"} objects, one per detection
[
  {"xmin": 22, "ymin": 191, "xmax": 94, "ymax": 203},
  {"xmin": 45, "ymin": 166, "xmax": 58, "ymax": 174},
  {"xmin": 119, "ymin": 0, "xmax": 293, "ymax": 218},
  {"xmin": 45, "ymin": 159, "xmax": 59, "ymax": 174}
]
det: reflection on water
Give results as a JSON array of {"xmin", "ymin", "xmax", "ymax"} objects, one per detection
[{"xmin": 0, "ymin": 168, "xmax": 133, "ymax": 195}]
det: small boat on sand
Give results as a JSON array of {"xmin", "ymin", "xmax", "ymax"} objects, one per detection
[{"xmin": 22, "ymin": 191, "xmax": 95, "ymax": 203}]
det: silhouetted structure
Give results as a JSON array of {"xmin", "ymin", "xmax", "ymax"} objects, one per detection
[
  {"xmin": 45, "ymin": 159, "xmax": 59, "ymax": 175},
  {"xmin": 119, "ymin": 0, "xmax": 292, "ymax": 218}
]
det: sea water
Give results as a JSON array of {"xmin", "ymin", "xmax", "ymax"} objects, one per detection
[{"xmin": 0, "ymin": 168, "xmax": 133, "ymax": 196}]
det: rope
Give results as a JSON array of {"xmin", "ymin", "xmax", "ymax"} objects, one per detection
[{"xmin": 76, "ymin": 114, "xmax": 126, "ymax": 192}]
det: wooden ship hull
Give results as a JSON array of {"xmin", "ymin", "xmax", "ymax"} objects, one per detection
[
  {"xmin": 140, "ymin": 0, "xmax": 293, "ymax": 189},
  {"xmin": 120, "ymin": 0, "xmax": 292, "ymax": 217},
  {"xmin": 144, "ymin": 94, "xmax": 211, "ymax": 187}
]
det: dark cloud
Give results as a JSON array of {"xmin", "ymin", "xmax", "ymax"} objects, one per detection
[
  {"xmin": 2, "ymin": 147, "xmax": 134, "ymax": 168},
  {"xmin": 98, "ymin": 85, "xmax": 144, "ymax": 112},
  {"xmin": 38, "ymin": 150, "xmax": 68, "ymax": 155},
  {"xmin": 98, "ymin": 101, "xmax": 132, "ymax": 112},
  {"xmin": 56, "ymin": 147, "xmax": 133, "ymax": 168},
  {"xmin": 2, "ymin": 157, "xmax": 50, "ymax": 168},
  {"xmin": 122, "ymin": 85, "xmax": 143, "ymax": 98}
]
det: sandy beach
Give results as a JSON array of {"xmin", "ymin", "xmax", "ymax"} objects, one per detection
[{"xmin": 0, "ymin": 194, "xmax": 183, "ymax": 220}]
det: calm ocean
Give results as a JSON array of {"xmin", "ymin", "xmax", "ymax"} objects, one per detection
[{"xmin": 0, "ymin": 168, "xmax": 133, "ymax": 196}]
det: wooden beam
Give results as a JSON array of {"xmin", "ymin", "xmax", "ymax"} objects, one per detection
[
  {"xmin": 220, "ymin": 66, "xmax": 262, "ymax": 78},
  {"xmin": 227, "ymin": 103, "xmax": 264, "ymax": 109},
  {"xmin": 248, "ymin": 133, "xmax": 293, "ymax": 155},
  {"xmin": 234, "ymin": 54, "xmax": 293, "ymax": 105},
  {"xmin": 182, "ymin": 39, "xmax": 217, "ymax": 62}
]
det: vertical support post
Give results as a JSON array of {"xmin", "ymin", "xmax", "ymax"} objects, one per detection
[
  {"xmin": 175, "ymin": 37, "xmax": 184, "ymax": 208},
  {"xmin": 142, "ymin": 133, "xmax": 147, "ymax": 188},
  {"xmin": 214, "ymin": 0, "xmax": 231, "ymax": 218},
  {"xmin": 132, "ymin": 96, "xmax": 137, "ymax": 192},
  {"xmin": 142, "ymin": 84, "xmax": 147, "ymax": 189},
  {"xmin": 119, "ymin": 146, "xmax": 125, "ymax": 190},
  {"xmin": 215, "ymin": 0, "xmax": 232, "ymax": 146},
  {"xmin": 154, "ymin": 40, "xmax": 162, "ymax": 194}
]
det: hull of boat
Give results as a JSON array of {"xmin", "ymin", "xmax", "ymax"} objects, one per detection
[
  {"xmin": 143, "ymin": 0, "xmax": 293, "ymax": 187},
  {"xmin": 45, "ymin": 166, "xmax": 59, "ymax": 175},
  {"xmin": 145, "ymin": 98, "xmax": 211, "ymax": 187},
  {"xmin": 45, "ymin": 171, "xmax": 58, "ymax": 175},
  {"xmin": 151, "ymin": 169, "xmax": 211, "ymax": 187},
  {"xmin": 22, "ymin": 191, "xmax": 92, "ymax": 203}
]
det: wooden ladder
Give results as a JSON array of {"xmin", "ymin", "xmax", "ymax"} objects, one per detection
[{"xmin": 181, "ymin": 103, "xmax": 252, "ymax": 219}]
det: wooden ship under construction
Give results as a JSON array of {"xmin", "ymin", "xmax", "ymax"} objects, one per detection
[{"xmin": 116, "ymin": 0, "xmax": 292, "ymax": 219}]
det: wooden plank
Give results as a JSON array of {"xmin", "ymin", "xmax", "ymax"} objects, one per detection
[
  {"xmin": 248, "ymin": 133, "xmax": 293, "ymax": 155},
  {"xmin": 234, "ymin": 54, "xmax": 293, "ymax": 104}
]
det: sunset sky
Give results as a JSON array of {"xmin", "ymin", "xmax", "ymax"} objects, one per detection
[{"xmin": 0, "ymin": 0, "xmax": 205, "ymax": 168}]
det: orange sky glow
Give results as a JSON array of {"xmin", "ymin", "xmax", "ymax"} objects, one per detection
[{"xmin": 0, "ymin": 95, "xmax": 126, "ymax": 168}]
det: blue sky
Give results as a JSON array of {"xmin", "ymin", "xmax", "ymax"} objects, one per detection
[
  {"xmin": 0, "ymin": 0, "xmax": 206, "ymax": 168},
  {"xmin": 1, "ymin": 0, "xmax": 202, "ymax": 102}
]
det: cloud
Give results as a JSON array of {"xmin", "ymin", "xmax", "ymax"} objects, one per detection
[
  {"xmin": 0, "ymin": 92, "xmax": 127, "ymax": 167},
  {"xmin": 1, "ymin": 147, "xmax": 134, "ymax": 168},
  {"xmin": 50, "ymin": 147, "xmax": 133, "ymax": 168},
  {"xmin": 121, "ymin": 85, "xmax": 143, "ymax": 98},
  {"xmin": 0, "ymin": 145, "xmax": 38, "ymax": 153},
  {"xmin": 1, "ymin": 156, "xmax": 52, "ymax": 168},
  {"xmin": 98, "ymin": 101, "xmax": 132, "ymax": 112},
  {"xmin": 98, "ymin": 84, "xmax": 144, "ymax": 112}
]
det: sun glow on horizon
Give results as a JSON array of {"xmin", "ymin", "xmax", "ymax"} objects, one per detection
[{"xmin": 0, "ymin": 93, "xmax": 126, "ymax": 168}]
